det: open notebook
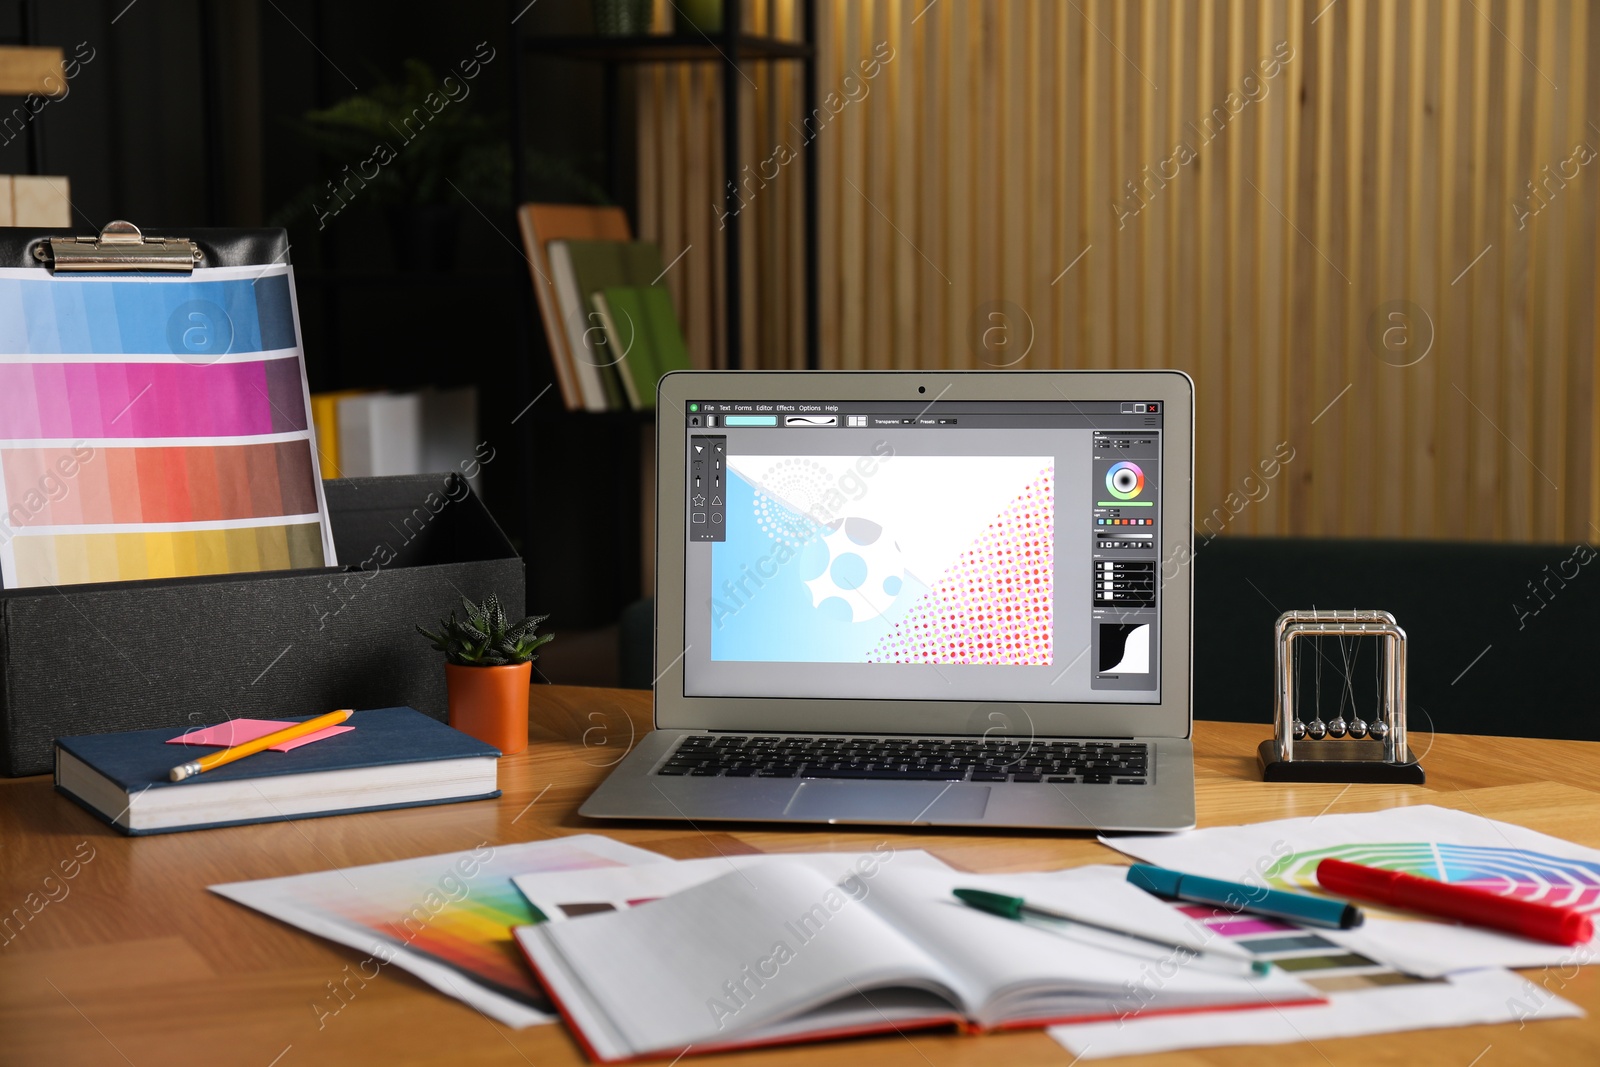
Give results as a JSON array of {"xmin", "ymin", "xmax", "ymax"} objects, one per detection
[{"xmin": 514, "ymin": 860, "xmax": 1322, "ymax": 1062}]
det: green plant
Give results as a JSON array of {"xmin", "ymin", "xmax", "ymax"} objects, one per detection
[
  {"xmin": 271, "ymin": 58, "xmax": 608, "ymax": 225},
  {"xmin": 418, "ymin": 595, "xmax": 553, "ymax": 667}
]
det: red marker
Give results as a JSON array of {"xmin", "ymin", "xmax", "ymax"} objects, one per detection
[{"xmin": 1315, "ymin": 858, "xmax": 1594, "ymax": 946}]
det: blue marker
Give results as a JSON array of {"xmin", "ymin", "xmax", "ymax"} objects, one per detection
[{"xmin": 1128, "ymin": 863, "xmax": 1365, "ymax": 930}]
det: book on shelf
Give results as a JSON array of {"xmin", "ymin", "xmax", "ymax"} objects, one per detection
[
  {"xmin": 336, "ymin": 391, "xmax": 423, "ymax": 477},
  {"xmin": 325, "ymin": 387, "xmax": 479, "ymax": 492},
  {"xmin": 308, "ymin": 389, "xmax": 372, "ymax": 479},
  {"xmin": 591, "ymin": 284, "xmax": 691, "ymax": 410},
  {"xmin": 586, "ymin": 290, "xmax": 644, "ymax": 408},
  {"xmin": 547, "ymin": 241, "xmax": 625, "ymax": 412},
  {"xmin": 547, "ymin": 238, "xmax": 671, "ymax": 412},
  {"xmin": 516, "ymin": 203, "xmax": 632, "ymax": 412},
  {"xmin": 418, "ymin": 386, "xmax": 481, "ymax": 495}
]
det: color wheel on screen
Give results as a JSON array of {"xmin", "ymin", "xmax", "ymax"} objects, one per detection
[
  {"xmin": 1265, "ymin": 843, "xmax": 1600, "ymax": 913},
  {"xmin": 1105, "ymin": 461, "xmax": 1144, "ymax": 500}
]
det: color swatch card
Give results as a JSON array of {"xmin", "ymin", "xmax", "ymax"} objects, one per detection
[
  {"xmin": 0, "ymin": 263, "xmax": 337, "ymax": 588},
  {"xmin": 1051, "ymin": 962, "xmax": 1578, "ymax": 1058},
  {"xmin": 1052, "ymin": 885, "xmax": 1582, "ymax": 1057}
]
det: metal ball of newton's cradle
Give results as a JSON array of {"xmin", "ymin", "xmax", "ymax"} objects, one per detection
[
  {"xmin": 1292, "ymin": 720, "xmax": 1307, "ymax": 741},
  {"xmin": 1348, "ymin": 716, "xmax": 1369, "ymax": 739},
  {"xmin": 1369, "ymin": 718, "xmax": 1390, "ymax": 741},
  {"xmin": 1328, "ymin": 716, "xmax": 1348, "ymax": 739},
  {"xmin": 1306, "ymin": 718, "xmax": 1328, "ymax": 740}
]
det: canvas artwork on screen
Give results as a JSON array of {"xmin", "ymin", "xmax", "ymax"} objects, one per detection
[{"xmin": 710, "ymin": 454, "xmax": 1054, "ymax": 665}]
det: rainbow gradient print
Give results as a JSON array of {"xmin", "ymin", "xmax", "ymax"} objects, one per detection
[
  {"xmin": 1265, "ymin": 843, "xmax": 1600, "ymax": 912},
  {"xmin": 293, "ymin": 839, "xmax": 652, "ymax": 1011},
  {"xmin": 330, "ymin": 876, "xmax": 550, "ymax": 1005}
]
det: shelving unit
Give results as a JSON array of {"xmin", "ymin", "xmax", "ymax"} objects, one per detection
[
  {"xmin": 507, "ymin": 3, "xmax": 820, "ymax": 372},
  {"xmin": 522, "ymin": 33, "xmax": 813, "ymax": 63},
  {"xmin": 501, "ymin": 5, "xmax": 823, "ymax": 636},
  {"xmin": 295, "ymin": 272, "xmax": 523, "ymax": 290},
  {"xmin": 0, "ymin": 0, "xmax": 59, "ymax": 177}
]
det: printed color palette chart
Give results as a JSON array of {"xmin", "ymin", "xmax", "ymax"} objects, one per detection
[
  {"xmin": 210, "ymin": 835, "xmax": 671, "ymax": 1028},
  {"xmin": 0, "ymin": 264, "xmax": 337, "ymax": 588}
]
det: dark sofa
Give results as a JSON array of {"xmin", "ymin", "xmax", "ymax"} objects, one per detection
[
  {"xmin": 1192, "ymin": 537, "xmax": 1598, "ymax": 740},
  {"xmin": 620, "ymin": 536, "xmax": 1598, "ymax": 741}
]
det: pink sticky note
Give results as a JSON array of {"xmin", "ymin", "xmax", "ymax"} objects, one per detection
[{"xmin": 167, "ymin": 718, "xmax": 353, "ymax": 752}]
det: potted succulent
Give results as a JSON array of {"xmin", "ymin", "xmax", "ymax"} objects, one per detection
[{"xmin": 418, "ymin": 595, "xmax": 552, "ymax": 755}]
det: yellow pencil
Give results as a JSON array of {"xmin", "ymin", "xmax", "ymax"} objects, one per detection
[{"xmin": 168, "ymin": 709, "xmax": 354, "ymax": 782}]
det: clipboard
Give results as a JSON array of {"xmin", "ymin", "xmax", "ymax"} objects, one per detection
[{"xmin": 0, "ymin": 220, "xmax": 338, "ymax": 590}]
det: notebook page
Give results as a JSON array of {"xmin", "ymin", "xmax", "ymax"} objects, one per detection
[
  {"xmin": 511, "ymin": 848, "xmax": 954, "ymax": 924},
  {"xmin": 518, "ymin": 860, "xmax": 967, "ymax": 1058},
  {"xmin": 859, "ymin": 864, "xmax": 1311, "ymax": 1027}
]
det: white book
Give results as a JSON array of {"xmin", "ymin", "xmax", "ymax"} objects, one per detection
[
  {"xmin": 548, "ymin": 239, "xmax": 611, "ymax": 412},
  {"xmin": 512, "ymin": 859, "xmax": 1322, "ymax": 1062},
  {"xmin": 418, "ymin": 385, "xmax": 481, "ymax": 494},
  {"xmin": 336, "ymin": 392, "xmax": 423, "ymax": 476},
  {"xmin": 589, "ymin": 291, "xmax": 641, "ymax": 409}
]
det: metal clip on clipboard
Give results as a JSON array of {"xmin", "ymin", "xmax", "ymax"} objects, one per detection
[{"xmin": 31, "ymin": 220, "xmax": 201, "ymax": 273}]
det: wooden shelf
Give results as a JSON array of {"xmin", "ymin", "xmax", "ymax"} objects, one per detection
[
  {"xmin": 535, "ymin": 406, "xmax": 657, "ymax": 422},
  {"xmin": 0, "ymin": 46, "xmax": 64, "ymax": 96},
  {"xmin": 296, "ymin": 272, "xmax": 522, "ymax": 290},
  {"xmin": 523, "ymin": 34, "xmax": 812, "ymax": 63}
]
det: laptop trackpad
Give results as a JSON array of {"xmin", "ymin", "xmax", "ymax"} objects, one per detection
[{"xmin": 783, "ymin": 781, "xmax": 990, "ymax": 824}]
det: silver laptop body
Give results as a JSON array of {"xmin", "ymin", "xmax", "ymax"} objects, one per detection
[{"xmin": 580, "ymin": 370, "xmax": 1197, "ymax": 832}]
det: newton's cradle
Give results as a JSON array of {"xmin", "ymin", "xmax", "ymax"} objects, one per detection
[{"xmin": 1257, "ymin": 609, "xmax": 1425, "ymax": 784}]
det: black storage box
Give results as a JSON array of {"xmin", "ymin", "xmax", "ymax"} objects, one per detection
[{"xmin": 0, "ymin": 473, "xmax": 524, "ymax": 776}]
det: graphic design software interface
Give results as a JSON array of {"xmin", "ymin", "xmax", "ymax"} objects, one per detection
[{"xmin": 681, "ymin": 400, "xmax": 1163, "ymax": 703}]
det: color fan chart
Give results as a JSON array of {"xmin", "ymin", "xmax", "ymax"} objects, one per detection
[
  {"xmin": 1266, "ymin": 842, "xmax": 1600, "ymax": 913},
  {"xmin": 0, "ymin": 264, "xmax": 337, "ymax": 588}
]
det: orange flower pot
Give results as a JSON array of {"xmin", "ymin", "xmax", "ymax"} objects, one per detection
[{"xmin": 445, "ymin": 661, "xmax": 532, "ymax": 755}]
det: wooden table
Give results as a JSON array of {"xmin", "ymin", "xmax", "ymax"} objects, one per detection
[{"xmin": 3, "ymin": 685, "xmax": 1598, "ymax": 1066}]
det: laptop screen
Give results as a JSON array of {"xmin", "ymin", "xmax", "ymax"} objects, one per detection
[{"xmin": 679, "ymin": 399, "xmax": 1163, "ymax": 705}]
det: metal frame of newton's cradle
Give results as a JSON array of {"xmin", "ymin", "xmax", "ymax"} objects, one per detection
[{"xmin": 1258, "ymin": 609, "xmax": 1426, "ymax": 783}]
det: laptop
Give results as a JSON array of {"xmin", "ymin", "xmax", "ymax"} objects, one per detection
[{"xmin": 580, "ymin": 370, "xmax": 1197, "ymax": 831}]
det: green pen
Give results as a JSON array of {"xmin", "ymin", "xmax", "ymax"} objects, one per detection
[{"xmin": 953, "ymin": 887, "xmax": 1272, "ymax": 977}]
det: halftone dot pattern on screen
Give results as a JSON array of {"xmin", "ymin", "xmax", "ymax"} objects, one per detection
[{"xmin": 866, "ymin": 466, "xmax": 1053, "ymax": 665}]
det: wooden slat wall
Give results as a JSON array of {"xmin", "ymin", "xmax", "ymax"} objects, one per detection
[{"xmin": 638, "ymin": 0, "xmax": 1600, "ymax": 542}]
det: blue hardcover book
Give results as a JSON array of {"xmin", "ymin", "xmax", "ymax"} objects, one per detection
[{"xmin": 55, "ymin": 707, "xmax": 501, "ymax": 836}]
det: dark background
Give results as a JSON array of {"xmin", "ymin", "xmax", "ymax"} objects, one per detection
[{"xmin": 0, "ymin": 0, "xmax": 647, "ymax": 635}]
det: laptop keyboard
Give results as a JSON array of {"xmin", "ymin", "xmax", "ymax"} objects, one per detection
[{"xmin": 655, "ymin": 735, "xmax": 1149, "ymax": 785}]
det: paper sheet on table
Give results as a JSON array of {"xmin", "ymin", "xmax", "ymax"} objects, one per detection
[
  {"xmin": 1050, "ymin": 967, "xmax": 1582, "ymax": 1058},
  {"xmin": 211, "ymin": 834, "xmax": 670, "ymax": 1027},
  {"xmin": 1101, "ymin": 805, "xmax": 1600, "ymax": 976},
  {"xmin": 513, "ymin": 847, "xmax": 953, "ymax": 921},
  {"xmin": 0, "ymin": 264, "xmax": 338, "ymax": 589}
]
